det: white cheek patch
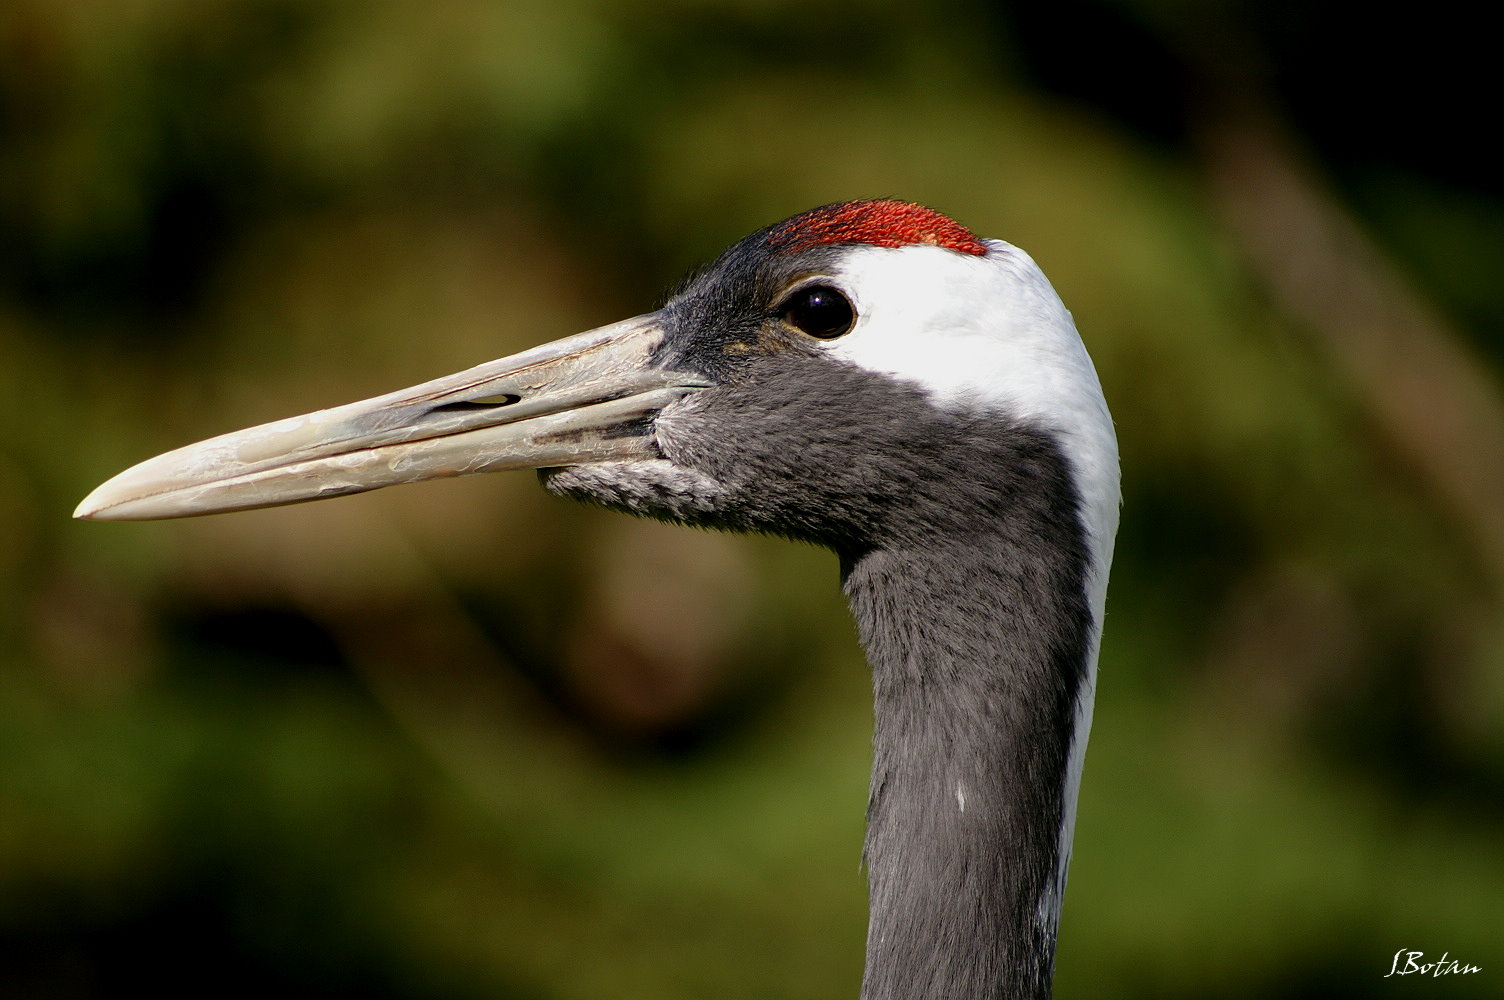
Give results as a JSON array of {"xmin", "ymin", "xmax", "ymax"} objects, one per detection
[
  {"xmin": 824, "ymin": 241, "xmax": 1119, "ymax": 572},
  {"xmin": 825, "ymin": 240, "xmax": 1121, "ymax": 921},
  {"xmin": 828, "ymin": 243, "xmax": 1082, "ymax": 413}
]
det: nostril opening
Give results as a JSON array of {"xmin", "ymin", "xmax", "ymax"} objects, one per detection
[{"xmin": 433, "ymin": 393, "xmax": 522, "ymax": 413}]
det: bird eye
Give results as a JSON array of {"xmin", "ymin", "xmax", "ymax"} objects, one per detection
[{"xmin": 779, "ymin": 285, "xmax": 855, "ymax": 340}]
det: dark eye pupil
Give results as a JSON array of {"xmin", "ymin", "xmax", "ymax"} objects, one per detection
[{"xmin": 782, "ymin": 286, "xmax": 854, "ymax": 339}]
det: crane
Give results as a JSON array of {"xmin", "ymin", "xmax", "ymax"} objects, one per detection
[{"xmin": 77, "ymin": 200, "xmax": 1120, "ymax": 999}]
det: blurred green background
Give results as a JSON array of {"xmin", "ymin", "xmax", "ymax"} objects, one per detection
[{"xmin": 3, "ymin": 1, "xmax": 1501, "ymax": 997}]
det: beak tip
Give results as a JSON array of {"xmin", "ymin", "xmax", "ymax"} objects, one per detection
[
  {"xmin": 73, "ymin": 488, "xmax": 107, "ymax": 521},
  {"xmin": 74, "ymin": 473, "xmax": 164, "ymax": 522},
  {"xmin": 73, "ymin": 489, "xmax": 123, "ymax": 521}
]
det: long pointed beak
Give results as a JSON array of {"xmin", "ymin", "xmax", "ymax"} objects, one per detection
[{"xmin": 76, "ymin": 313, "xmax": 703, "ymax": 521}]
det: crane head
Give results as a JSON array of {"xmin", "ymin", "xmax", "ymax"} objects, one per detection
[{"xmin": 76, "ymin": 200, "xmax": 1116, "ymax": 558}]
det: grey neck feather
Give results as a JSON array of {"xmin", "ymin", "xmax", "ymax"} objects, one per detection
[{"xmin": 843, "ymin": 519, "xmax": 1092, "ymax": 1000}]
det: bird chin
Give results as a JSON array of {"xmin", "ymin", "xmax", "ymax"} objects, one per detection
[{"xmin": 539, "ymin": 458, "xmax": 731, "ymax": 524}]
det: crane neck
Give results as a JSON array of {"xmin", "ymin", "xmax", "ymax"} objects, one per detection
[{"xmin": 842, "ymin": 511, "xmax": 1099, "ymax": 999}]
